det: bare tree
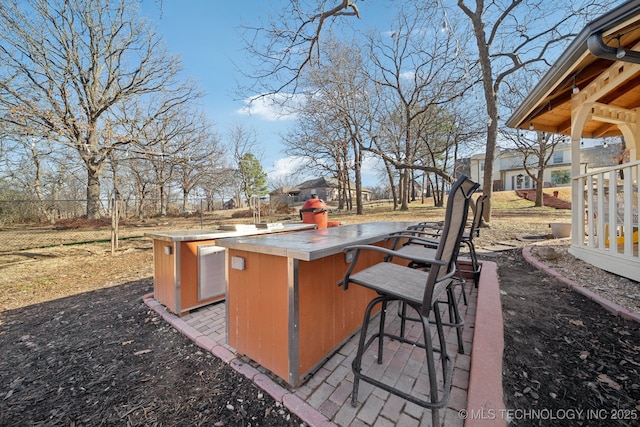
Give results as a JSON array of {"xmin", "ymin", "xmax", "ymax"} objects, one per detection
[
  {"xmin": 226, "ymin": 124, "xmax": 266, "ymax": 208},
  {"xmin": 362, "ymin": 3, "xmax": 470, "ymax": 210},
  {"xmin": 292, "ymin": 38, "xmax": 369, "ymax": 213},
  {"xmin": 121, "ymin": 155, "xmax": 155, "ymax": 219},
  {"xmin": 0, "ymin": 130, "xmax": 84, "ymax": 221},
  {"xmin": 268, "ymin": 166, "xmax": 307, "ymax": 193},
  {"xmin": 16, "ymin": 137, "xmax": 54, "ymax": 221},
  {"xmin": 146, "ymin": 115, "xmax": 203, "ymax": 215},
  {"xmin": 0, "ymin": 0, "xmax": 199, "ymax": 218},
  {"xmin": 108, "ymin": 103, "xmax": 208, "ymax": 217},
  {"xmin": 457, "ymin": 0, "xmax": 616, "ymax": 221},
  {"xmin": 242, "ymin": 0, "xmax": 617, "ymax": 221},
  {"xmin": 503, "ymin": 129, "xmax": 564, "ymax": 207},
  {"xmin": 285, "ymin": 115, "xmax": 355, "ymax": 209},
  {"xmin": 176, "ymin": 123, "xmax": 223, "ymax": 213},
  {"xmin": 499, "ymin": 68, "xmax": 564, "ymax": 207},
  {"xmin": 283, "ymin": 5, "xmax": 473, "ymax": 212},
  {"xmin": 240, "ymin": 0, "xmax": 362, "ymax": 96},
  {"xmin": 414, "ymin": 106, "xmax": 476, "ymax": 207},
  {"xmin": 199, "ymin": 155, "xmax": 236, "ymax": 212}
]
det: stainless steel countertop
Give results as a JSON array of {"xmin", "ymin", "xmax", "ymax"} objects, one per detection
[
  {"xmin": 216, "ymin": 221, "xmax": 416, "ymax": 261},
  {"xmin": 144, "ymin": 223, "xmax": 316, "ymax": 242}
]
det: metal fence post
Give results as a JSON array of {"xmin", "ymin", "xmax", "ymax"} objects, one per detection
[{"xmin": 111, "ymin": 197, "xmax": 119, "ymax": 255}]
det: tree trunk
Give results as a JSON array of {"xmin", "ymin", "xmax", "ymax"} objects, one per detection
[
  {"xmin": 535, "ymin": 173, "xmax": 544, "ymax": 207},
  {"xmin": 384, "ymin": 161, "xmax": 398, "ymax": 210},
  {"xmin": 434, "ymin": 175, "xmax": 445, "ymax": 207},
  {"xmin": 460, "ymin": 0, "xmax": 498, "ymax": 224},
  {"xmin": 86, "ymin": 170, "xmax": 102, "ymax": 219},
  {"xmin": 30, "ymin": 146, "xmax": 55, "ymax": 223},
  {"xmin": 160, "ymin": 185, "xmax": 168, "ymax": 216},
  {"xmin": 482, "ymin": 110, "xmax": 498, "ymax": 222},
  {"xmin": 353, "ymin": 142, "xmax": 363, "ymax": 215},
  {"xmin": 410, "ymin": 170, "xmax": 416, "ymax": 202},
  {"xmin": 475, "ymin": 27, "xmax": 497, "ymax": 223},
  {"xmin": 399, "ymin": 169, "xmax": 409, "ymax": 211},
  {"xmin": 337, "ymin": 166, "xmax": 346, "ymax": 210},
  {"xmin": 337, "ymin": 187, "xmax": 345, "ymax": 210}
]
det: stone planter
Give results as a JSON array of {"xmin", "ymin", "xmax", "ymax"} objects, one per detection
[{"xmin": 550, "ymin": 222, "xmax": 571, "ymax": 238}]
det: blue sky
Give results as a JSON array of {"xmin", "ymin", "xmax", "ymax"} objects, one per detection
[
  {"xmin": 138, "ymin": 1, "xmax": 613, "ymax": 187},
  {"xmin": 140, "ymin": 0, "xmax": 389, "ymax": 187},
  {"xmin": 140, "ymin": 1, "xmax": 287, "ymax": 171},
  {"xmin": 136, "ymin": 1, "xmax": 626, "ymax": 189}
]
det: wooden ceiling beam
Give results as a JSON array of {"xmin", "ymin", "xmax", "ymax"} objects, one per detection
[
  {"xmin": 591, "ymin": 122, "xmax": 618, "ymax": 137},
  {"xmin": 598, "ymin": 71, "xmax": 640, "ymax": 105},
  {"xmin": 557, "ymin": 118, "xmax": 572, "ymax": 135}
]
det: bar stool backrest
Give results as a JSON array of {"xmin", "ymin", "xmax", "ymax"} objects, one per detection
[
  {"xmin": 470, "ymin": 195, "xmax": 488, "ymax": 238},
  {"xmin": 422, "ymin": 175, "xmax": 479, "ymax": 311}
]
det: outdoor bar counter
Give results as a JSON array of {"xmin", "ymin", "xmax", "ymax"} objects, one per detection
[
  {"xmin": 217, "ymin": 221, "xmax": 416, "ymax": 386},
  {"xmin": 145, "ymin": 223, "xmax": 315, "ymax": 315}
]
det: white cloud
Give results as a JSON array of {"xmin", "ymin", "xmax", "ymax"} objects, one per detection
[
  {"xmin": 399, "ymin": 70, "xmax": 415, "ymax": 80},
  {"xmin": 360, "ymin": 156, "xmax": 386, "ymax": 188},
  {"xmin": 362, "ymin": 155, "xmax": 384, "ymax": 176},
  {"xmin": 266, "ymin": 155, "xmax": 385, "ymax": 189},
  {"xmin": 267, "ymin": 156, "xmax": 313, "ymax": 184},
  {"xmin": 237, "ymin": 93, "xmax": 303, "ymax": 121}
]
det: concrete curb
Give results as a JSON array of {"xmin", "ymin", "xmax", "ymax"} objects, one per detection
[
  {"xmin": 465, "ymin": 261, "xmax": 507, "ymax": 427},
  {"xmin": 521, "ymin": 245, "xmax": 640, "ymax": 324},
  {"xmin": 141, "ymin": 293, "xmax": 335, "ymax": 426}
]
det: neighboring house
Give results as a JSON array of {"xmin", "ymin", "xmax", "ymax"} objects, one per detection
[
  {"xmin": 223, "ymin": 199, "xmax": 236, "ymax": 210},
  {"xmin": 506, "ymin": 1, "xmax": 640, "ymax": 282},
  {"xmin": 467, "ymin": 142, "xmax": 623, "ymax": 191},
  {"xmin": 269, "ymin": 176, "xmax": 372, "ymax": 204}
]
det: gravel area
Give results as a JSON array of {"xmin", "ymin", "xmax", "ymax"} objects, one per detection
[{"xmin": 531, "ymin": 242, "xmax": 640, "ymax": 315}]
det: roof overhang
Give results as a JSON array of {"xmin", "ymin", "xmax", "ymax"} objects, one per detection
[{"xmin": 506, "ymin": 0, "xmax": 640, "ymax": 138}]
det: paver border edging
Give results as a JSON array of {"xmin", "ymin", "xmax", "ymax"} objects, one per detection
[
  {"xmin": 465, "ymin": 261, "xmax": 507, "ymax": 427},
  {"xmin": 522, "ymin": 244, "xmax": 640, "ymax": 324},
  {"xmin": 141, "ymin": 293, "xmax": 335, "ymax": 427}
]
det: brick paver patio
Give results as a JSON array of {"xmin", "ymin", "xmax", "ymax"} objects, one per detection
[{"xmin": 144, "ymin": 260, "xmax": 505, "ymax": 427}]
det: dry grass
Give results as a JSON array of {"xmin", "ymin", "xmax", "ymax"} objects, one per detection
[
  {"xmin": 325, "ymin": 188, "xmax": 572, "ymax": 226},
  {"xmin": 0, "ymin": 190, "xmax": 573, "ymax": 312}
]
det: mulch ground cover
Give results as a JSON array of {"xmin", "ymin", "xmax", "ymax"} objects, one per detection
[
  {"xmin": 497, "ymin": 249, "xmax": 640, "ymax": 427},
  {"xmin": 0, "ymin": 279, "xmax": 303, "ymax": 426},
  {"xmin": 1, "ymin": 247, "xmax": 639, "ymax": 426}
]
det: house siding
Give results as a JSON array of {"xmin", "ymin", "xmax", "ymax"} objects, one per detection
[{"xmin": 466, "ymin": 143, "xmax": 622, "ymax": 191}]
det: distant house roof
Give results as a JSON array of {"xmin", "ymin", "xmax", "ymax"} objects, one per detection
[
  {"xmin": 580, "ymin": 142, "xmax": 624, "ymax": 167},
  {"xmin": 269, "ymin": 176, "xmax": 372, "ymax": 197},
  {"xmin": 465, "ymin": 142, "xmax": 623, "ymax": 166},
  {"xmin": 296, "ymin": 176, "xmax": 340, "ymax": 190},
  {"xmin": 269, "ymin": 186, "xmax": 294, "ymax": 195}
]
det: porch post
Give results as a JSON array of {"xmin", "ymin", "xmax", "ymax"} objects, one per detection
[
  {"xmin": 619, "ymin": 114, "xmax": 639, "ymax": 162},
  {"xmin": 570, "ymin": 101, "xmax": 591, "ymax": 246}
]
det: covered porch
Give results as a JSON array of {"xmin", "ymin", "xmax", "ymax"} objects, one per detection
[{"xmin": 507, "ymin": 0, "xmax": 640, "ymax": 282}]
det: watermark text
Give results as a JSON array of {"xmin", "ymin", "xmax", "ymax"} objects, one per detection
[{"xmin": 458, "ymin": 408, "xmax": 638, "ymax": 422}]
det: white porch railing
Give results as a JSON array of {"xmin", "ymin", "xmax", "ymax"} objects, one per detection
[{"xmin": 570, "ymin": 160, "xmax": 640, "ymax": 282}]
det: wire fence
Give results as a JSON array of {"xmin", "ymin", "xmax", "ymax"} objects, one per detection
[
  {"xmin": 0, "ymin": 198, "xmax": 231, "ymax": 253},
  {"xmin": 0, "ymin": 196, "xmax": 294, "ymax": 253}
]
